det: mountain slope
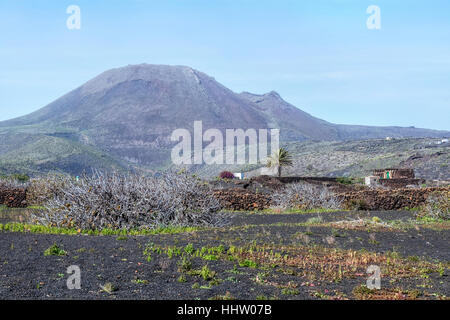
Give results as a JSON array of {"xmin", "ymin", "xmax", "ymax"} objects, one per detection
[
  {"xmin": 0, "ymin": 64, "xmax": 448, "ymax": 175},
  {"xmin": 239, "ymin": 91, "xmax": 338, "ymax": 141}
]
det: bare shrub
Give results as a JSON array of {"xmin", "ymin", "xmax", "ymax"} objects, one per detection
[
  {"xmin": 26, "ymin": 174, "xmax": 70, "ymax": 206},
  {"xmin": 418, "ymin": 190, "xmax": 450, "ymax": 220},
  {"xmin": 31, "ymin": 171, "xmax": 228, "ymax": 230},
  {"xmin": 0, "ymin": 177, "xmax": 29, "ymax": 190},
  {"xmin": 271, "ymin": 182, "xmax": 342, "ymax": 211}
]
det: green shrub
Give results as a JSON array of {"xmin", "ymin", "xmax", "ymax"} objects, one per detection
[{"xmin": 336, "ymin": 177, "xmax": 353, "ymax": 185}]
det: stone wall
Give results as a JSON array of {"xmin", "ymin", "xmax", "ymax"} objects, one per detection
[
  {"xmin": 339, "ymin": 187, "xmax": 449, "ymax": 211},
  {"xmin": 214, "ymin": 186, "xmax": 449, "ymax": 211},
  {"xmin": 213, "ymin": 189, "xmax": 271, "ymax": 211},
  {"xmin": 0, "ymin": 187, "xmax": 28, "ymax": 208},
  {"xmin": 2, "ymin": 180, "xmax": 447, "ymax": 212},
  {"xmin": 378, "ymin": 178, "xmax": 425, "ymax": 188},
  {"xmin": 373, "ymin": 168, "xmax": 415, "ymax": 179}
]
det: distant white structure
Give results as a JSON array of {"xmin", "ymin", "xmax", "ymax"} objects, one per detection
[
  {"xmin": 365, "ymin": 176, "xmax": 379, "ymax": 186},
  {"xmin": 385, "ymin": 137, "xmax": 393, "ymax": 141},
  {"xmin": 233, "ymin": 173, "xmax": 244, "ymax": 180},
  {"xmin": 434, "ymin": 139, "xmax": 449, "ymax": 145}
]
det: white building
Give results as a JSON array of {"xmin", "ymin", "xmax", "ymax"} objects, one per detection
[{"xmin": 233, "ymin": 173, "xmax": 244, "ymax": 180}]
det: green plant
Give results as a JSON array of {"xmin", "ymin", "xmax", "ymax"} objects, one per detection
[
  {"xmin": 336, "ymin": 177, "xmax": 353, "ymax": 185},
  {"xmin": 167, "ymin": 246, "xmax": 181, "ymax": 259},
  {"xmin": 306, "ymin": 216, "xmax": 323, "ymax": 225},
  {"xmin": 178, "ymin": 256, "xmax": 192, "ymax": 272},
  {"xmin": 266, "ymin": 148, "xmax": 293, "ymax": 177},
  {"xmin": 209, "ymin": 291, "xmax": 234, "ymax": 300},
  {"xmin": 100, "ymin": 282, "xmax": 117, "ymax": 294},
  {"xmin": 192, "ymin": 282, "xmax": 200, "ymax": 289},
  {"xmin": 202, "ymin": 254, "xmax": 218, "ymax": 261},
  {"xmin": 225, "ymin": 276, "xmax": 238, "ymax": 283},
  {"xmin": 281, "ymin": 288, "xmax": 299, "ymax": 295},
  {"xmin": 239, "ymin": 259, "xmax": 258, "ymax": 268},
  {"xmin": 184, "ymin": 243, "xmax": 195, "ymax": 255},
  {"xmin": 372, "ymin": 216, "xmax": 382, "ymax": 223},
  {"xmin": 131, "ymin": 279, "xmax": 148, "ymax": 285},
  {"xmin": 0, "ymin": 222, "xmax": 199, "ymax": 237},
  {"xmin": 44, "ymin": 244, "xmax": 66, "ymax": 256},
  {"xmin": 199, "ymin": 265, "xmax": 216, "ymax": 281},
  {"xmin": 209, "ymin": 278, "xmax": 222, "ymax": 286}
]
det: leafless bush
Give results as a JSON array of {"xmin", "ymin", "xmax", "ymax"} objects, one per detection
[
  {"xmin": 0, "ymin": 178, "xmax": 28, "ymax": 190},
  {"xmin": 419, "ymin": 190, "xmax": 450, "ymax": 220},
  {"xmin": 271, "ymin": 182, "xmax": 342, "ymax": 211},
  {"xmin": 31, "ymin": 171, "xmax": 228, "ymax": 230},
  {"xmin": 26, "ymin": 174, "xmax": 70, "ymax": 206}
]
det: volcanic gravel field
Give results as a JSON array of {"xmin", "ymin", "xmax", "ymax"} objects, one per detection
[{"xmin": 0, "ymin": 210, "xmax": 449, "ymax": 300}]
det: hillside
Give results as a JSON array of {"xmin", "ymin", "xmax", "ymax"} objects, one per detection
[
  {"xmin": 187, "ymin": 138, "xmax": 450, "ymax": 181},
  {"xmin": 0, "ymin": 64, "xmax": 448, "ymax": 176}
]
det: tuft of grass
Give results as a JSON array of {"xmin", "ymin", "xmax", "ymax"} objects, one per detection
[
  {"xmin": 178, "ymin": 256, "xmax": 193, "ymax": 272},
  {"xmin": 202, "ymin": 254, "xmax": 218, "ymax": 261},
  {"xmin": 131, "ymin": 279, "xmax": 149, "ymax": 285},
  {"xmin": 336, "ymin": 177, "xmax": 354, "ymax": 185},
  {"xmin": 100, "ymin": 282, "xmax": 117, "ymax": 294},
  {"xmin": 209, "ymin": 291, "xmax": 234, "ymax": 300},
  {"xmin": 184, "ymin": 243, "xmax": 195, "ymax": 255},
  {"xmin": 281, "ymin": 288, "xmax": 299, "ymax": 296},
  {"xmin": 239, "ymin": 259, "xmax": 258, "ymax": 268},
  {"xmin": 305, "ymin": 216, "xmax": 323, "ymax": 225},
  {"xmin": 199, "ymin": 265, "xmax": 216, "ymax": 281}
]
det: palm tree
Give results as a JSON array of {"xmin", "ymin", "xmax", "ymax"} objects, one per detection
[{"xmin": 266, "ymin": 148, "xmax": 293, "ymax": 177}]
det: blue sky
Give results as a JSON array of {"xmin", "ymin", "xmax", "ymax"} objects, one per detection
[{"xmin": 0, "ymin": 0, "xmax": 449, "ymax": 130}]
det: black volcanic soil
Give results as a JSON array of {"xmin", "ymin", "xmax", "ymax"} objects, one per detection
[{"xmin": 0, "ymin": 210, "xmax": 449, "ymax": 300}]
